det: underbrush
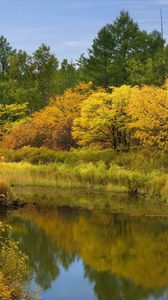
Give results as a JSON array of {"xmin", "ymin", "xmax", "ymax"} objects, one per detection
[{"xmin": 1, "ymin": 147, "xmax": 116, "ymax": 165}]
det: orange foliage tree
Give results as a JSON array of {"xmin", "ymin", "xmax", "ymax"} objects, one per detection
[{"xmin": 2, "ymin": 83, "xmax": 93, "ymax": 150}]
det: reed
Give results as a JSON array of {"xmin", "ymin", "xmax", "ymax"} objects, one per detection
[{"xmin": 0, "ymin": 161, "xmax": 167, "ymax": 200}]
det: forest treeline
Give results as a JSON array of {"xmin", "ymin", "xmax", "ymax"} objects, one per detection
[
  {"xmin": 1, "ymin": 83, "xmax": 168, "ymax": 151},
  {"xmin": 0, "ymin": 11, "xmax": 168, "ymax": 151}
]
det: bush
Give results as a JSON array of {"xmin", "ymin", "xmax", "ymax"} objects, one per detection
[
  {"xmin": 2, "ymin": 147, "xmax": 116, "ymax": 165},
  {"xmin": 0, "ymin": 223, "xmax": 31, "ymax": 300}
]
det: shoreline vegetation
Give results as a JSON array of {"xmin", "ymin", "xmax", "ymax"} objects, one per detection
[
  {"xmin": 0, "ymin": 223, "xmax": 33, "ymax": 300},
  {"xmin": 0, "ymin": 147, "xmax": 168, "ymax": 203}
]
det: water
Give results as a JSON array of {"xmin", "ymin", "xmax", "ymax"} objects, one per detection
[{"xmin": 1, "ymin": 189, "xmax": 168, "ymax": 300}]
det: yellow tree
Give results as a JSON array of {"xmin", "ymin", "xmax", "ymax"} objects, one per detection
[
  {"xmin": 73, "ymin": 85, "xmax": 133, "ymax": 150},
  {"xmin": 128, "ymin": 85, "xmax": 168, "ymax": 150}
]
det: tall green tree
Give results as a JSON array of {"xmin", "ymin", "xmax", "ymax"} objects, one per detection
[
  {"xmin": 33, "ymin": 44, "xmax": 58, "ymax": 106},
  {"xmin": 2, "ymin": 45, "xmax": 60, "ymax": 111},
  {"xmin": 86, "ymin": 24, "xmax": 115, "ymax": 87},
  {"xmin": 0, "ymin": 36, "xmax": 14, "ymax": 78},
  {"xmin": 3, "ymin": 50, "xmax": 41, "ymax": 111},
  {"xmin": 84, "ymin": 11, "xmax": 165, "ymax": 86}
]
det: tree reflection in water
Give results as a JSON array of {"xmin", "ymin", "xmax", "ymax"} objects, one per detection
[{"xmin": 4, "ymin": 205, "xmax": 168, "ymax": 299}]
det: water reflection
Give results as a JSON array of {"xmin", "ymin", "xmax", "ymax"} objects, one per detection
[{"xmin": 2, "ymin": 205, "xmax": 168, "ymax": 300}]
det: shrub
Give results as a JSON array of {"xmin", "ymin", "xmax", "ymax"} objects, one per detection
[{"xmin": 0, "ymin": 223, "xmax": 32, "ymax": 300}]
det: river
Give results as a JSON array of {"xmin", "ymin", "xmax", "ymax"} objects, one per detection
[{"xmin": 1, "ymin": 187, "xmax": 168, "ymax": 300}]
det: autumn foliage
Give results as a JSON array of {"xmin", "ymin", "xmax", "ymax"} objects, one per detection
[
  {"xmin": 73, "ymin": 85, "xmax": 132, "ymax": 149},
  {"xmin": 1, "ymin": 82, "xmax": 168, "ymax": 151},
  {"xmin": 2, "ymin": 82, "xmax": 93, "ymax": 150},
  {"xmin": 128, "ymin": 85, "xmax": 168, "ymax": 150}
]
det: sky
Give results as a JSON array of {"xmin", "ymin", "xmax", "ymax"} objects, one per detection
[{"xmin": 1, "ymin": 0, "xmax": 168, "ymax": 62}]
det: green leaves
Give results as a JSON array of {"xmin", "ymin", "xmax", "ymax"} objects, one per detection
[
  {"xmin": 83, "ymin": 11, "xmax": 165, "ymax": 86},
  {"xmin": 0, "ymin": 103, "xmax": 28, "ymax": 126}
]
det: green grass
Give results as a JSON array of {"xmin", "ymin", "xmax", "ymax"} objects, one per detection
[
  {"xmin": 1, "ymin": 147, "xmax": 117, "ymax": 165},
  {"xmin": 2, "ymin": 146, "xmax": 168, "ymax": 172},
  {"xmin": 0, "ymin": 159, "xmax": 168, "ymax": 201}
]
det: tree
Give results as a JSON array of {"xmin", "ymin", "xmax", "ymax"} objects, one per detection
[
  {"xmin": 56, "ymin": 59, "xmax": 78, "ymax": 94},
  {"xmin": 75, "ymin": 54, "xmax": 90, "ymax": 83},
  {"xmin": 128, "ymin": 85, "xmax": 168, "ymax": 150},
  {"xmin": 33, "ymin": 44, "xmax": 58, "ymax": 106},
  {"xmin": 73, "ymin": 85, "xmax": 132, "ymax": 150},
  {"xmin": 0, "ymin": 80, "xmax": 19, "ymax": 105},
  {"xmin": 0, "ymin": 36, "xmax": 14, "ymax": 78},
  {"xmin": 127, "ymin": 49, "xmax": 166, "ymax": 86},
  {"xmin": 84, "ymin": 11, "xmax": 165, "ymax": 86},
  {"xmin": 126, "ymin": 30, "xmax": 165, "ymax": 86},
  {"xmin": 86, "ymin": 24, "xmax": 115, "ymax": 87},
  {"xmin": 0, "ymin": 102, "xmax": 28, "ymax": 138},
  {"xmin": 1, "ymin": 45, "xmax": 59, "ymax": 111},
  {"xmin": 6, "ymin": 50, "xmax": 42, "ymax": 112},
  {"xmin": 111, "ymin": 11, "xmax": 142, "ymax": 85},
  {"xmin": 6, "ymin": 50, "xmax": 32, "ymax": 83},
  {"xmin": 2, "ymin": 83, "xmax": 93, "ymax": 149}
]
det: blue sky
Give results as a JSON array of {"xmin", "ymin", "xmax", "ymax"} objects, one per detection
[{"xmin": 1, "ymin": 0, "xmax": 168, "ymax": 61}]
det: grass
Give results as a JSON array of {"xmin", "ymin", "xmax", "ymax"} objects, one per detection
[
  {"xmin": 1, "ymin": 147, "xmax": 117, "ymax": 165},
  {"xmin": 0, "ymin": 147, "xmax": 168, "ymax": 202},
  {"xmin": 2, "ymin": 146, "xmax": 168, "ymax": 172},
  {"xmin": 0, "ymin": 159, "xmax": 168, "ymax": 201}
]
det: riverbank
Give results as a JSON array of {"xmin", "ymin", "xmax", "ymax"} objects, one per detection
[{"xmin": 0, "ymin": 147, "xmax": 168, "ymax": 202}]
